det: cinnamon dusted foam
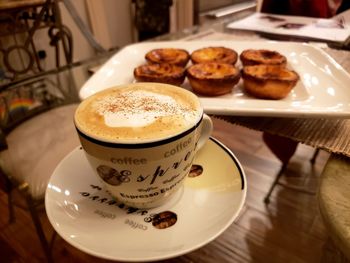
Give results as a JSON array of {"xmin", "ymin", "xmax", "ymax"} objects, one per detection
[{"xmin": 74, "ymin": 83, "xmax": 202, "ymax": 142}]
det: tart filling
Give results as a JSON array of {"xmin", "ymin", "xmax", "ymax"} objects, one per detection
[
  {"xmin": 240, "ymin": 49, "xmax": 287, "ymax": 67},
  {"xmin": 145, "ymin": 48, "xmax": 190, "ymax": 67},
  {"xmin": 191, "ymin": 47, "xmax": 238, "ymax": 65},
  {"xmin": 134, "ymin": 63, "xmax": 186, "ymax": 86}
]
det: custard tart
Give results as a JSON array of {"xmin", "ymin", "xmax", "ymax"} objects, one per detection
[
  {"xmin": 145, "ymin": 48, "xmax": 190, "ymax": 67},
  {"xmin": 134, "ymin": 63, "xmax": 186, "ymax": 86},
  {"xmin": 191, "ymin": 46, "xmax": 238, "ymax": 65},
  {"xmin": 240, "ymin": 49, "xmax": 287, "ymax": 67},
  {"xmin": 187, "ymin": 62, "xmax": 240, "ymax": 96},
  {"xmin": 241, "ymin": 65, "xmax": 299, "ymax": 100}
]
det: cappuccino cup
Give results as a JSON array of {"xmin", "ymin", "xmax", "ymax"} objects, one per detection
[{"xmin": 74, "ymin": 82, "xmax": 212, "ymax": 209}]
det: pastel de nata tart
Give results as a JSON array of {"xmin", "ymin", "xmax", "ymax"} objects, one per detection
[
  {"xmin": 240, "ymin": 49, "xmax": 287, "ymax": 67},
  {"xmin": 191, "ymin": 46, "xmax": 238, "ymax": 65},
  {"xmin": 134, "ymin": 63, "xmax": 186, "ymax": 86},
  {"xmin": 145, "ymin": 48, "xmax": 190, "ymax": 67},
  {"xmin": 241, "ymin": 65, "xmax": 299, "ymax": 100},
  {"xmin": 187, "ymin": 62, "xmax": 240, "ymax": 96}
]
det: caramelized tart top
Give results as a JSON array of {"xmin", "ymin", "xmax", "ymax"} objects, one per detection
[
  {"xmin": 242, "ymin": 65, "xmax": 299, "ymax": 82},
  {"xmin": 240, "ymin": 49, "xmax": 287, "ymax": 66},
  {"xmin": 134, "ymin": 63, "xmax": 185, "ymax": 78},
  {"xmin": 191, "ymin": 47, "xmax": 238, "ymax": 65},
  {"xmin": 187, "ymin": 62, "xmax": 240, "ymax": 80},
  {"xmin": 145, "ymin": 48, "xmax": 190, "ymax": 66}
]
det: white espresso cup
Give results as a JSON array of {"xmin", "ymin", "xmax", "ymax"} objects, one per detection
[{"xmin": 74, "ymin": 82, "xmax": 212, "ymax": 209}]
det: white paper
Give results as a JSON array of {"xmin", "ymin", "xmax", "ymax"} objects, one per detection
[{"xmin": 226, "ymin": 10, "xmax": 350, "ymax": 44}]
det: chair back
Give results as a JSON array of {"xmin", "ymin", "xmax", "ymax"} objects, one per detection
[
  {"xmin": 0, "ymin": 79, "xmax": 61, "ymax": 135},
  {"xmin": 0, "ymin": 67, "xmax": 80, "ymax": 198},
  {"xmin": 0, "ymin": 69, "xmax": 79, "ymax": 139}
]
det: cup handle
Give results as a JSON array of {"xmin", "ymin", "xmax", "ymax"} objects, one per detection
[{"xmin": 196, "ymin": 114, "xmax": 213, "ymax": 151}]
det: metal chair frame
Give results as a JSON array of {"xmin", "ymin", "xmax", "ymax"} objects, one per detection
[
  {"xmin": 263, "ymin": 133, "xmax": 320, "ymax": 204},
  {"xmin": 0, "ymin": 68, "xmax": 78, "ymax": 262}
]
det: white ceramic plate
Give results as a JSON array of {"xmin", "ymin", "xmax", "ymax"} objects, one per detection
[
  {"xmin": 45, "ymin": 137, "xmax": 246, "ymax": 262},
  {"xmin": 79, "ymin": 40, "xmax": 350, "ymax": 118}
]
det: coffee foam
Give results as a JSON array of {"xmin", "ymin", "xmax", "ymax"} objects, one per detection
[
  {"xmin": 75, "ymin": 83, "xmax": 202, "ymax": 142},
  {"xmin": 95, "ymin": 90, "xmax": 196, "ymax": 128}
]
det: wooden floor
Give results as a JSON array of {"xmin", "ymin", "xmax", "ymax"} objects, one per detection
[{"xmin": 0, "ymin": 118, "xmax": 336, "ymax": 262}]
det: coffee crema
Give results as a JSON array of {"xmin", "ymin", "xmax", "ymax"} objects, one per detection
[{"xmin": 74, "ymin": 83, "xmax": 202, "ymax": 142}]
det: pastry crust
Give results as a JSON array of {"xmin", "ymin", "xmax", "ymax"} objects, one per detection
[
  {"xmin": 145, "ymin": 48, "xmax": 190, "ymax": 67},
  {"xmin": 187, "ymin": 62, "xmax": 240, "ymax": 96},
  {"xmin": 240, "ymin": 49, "xmax": 287, "ymax": 67},
  {"xmin": 241, "ymin": 65, "xmax": 299, "ymax": 100},
  {"xmin": 191, "ymin": 47, "xmax": 238, "ymax": 65},
  {"xmin": 134, "ymin": 63, "xmax": 186, "ymax": 86}
]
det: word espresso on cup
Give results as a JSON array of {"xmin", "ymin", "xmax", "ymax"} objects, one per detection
[{"xmin": 74, "ymin": 83, "xmax": 212, "ymax": 208}]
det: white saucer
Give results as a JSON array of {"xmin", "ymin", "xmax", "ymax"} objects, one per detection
[{"xmin": 45, "ymin": 137, "xmax": 246, "ymax": 262}]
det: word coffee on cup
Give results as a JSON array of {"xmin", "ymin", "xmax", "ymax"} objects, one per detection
[{"xmin": 74, "ymin": 82, "xmax": 212, "ymax": 209}]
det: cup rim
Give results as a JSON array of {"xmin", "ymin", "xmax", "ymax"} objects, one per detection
[{"xmin": 75, "ymin": 114, "xmax": 203, "ymax": 149}]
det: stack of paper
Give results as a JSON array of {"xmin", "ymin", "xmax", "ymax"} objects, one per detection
[{"xmin": 226, "ymin": 9, "xmax": 350, "ymax": 44}]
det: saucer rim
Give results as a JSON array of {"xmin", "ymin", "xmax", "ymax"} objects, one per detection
[{"xmin": 45, "ymin": 137, "xmax": 247, "ymax": 262}]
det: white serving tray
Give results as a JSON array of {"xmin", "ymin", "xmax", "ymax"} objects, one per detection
[{"xmin": 80, "ymin": 40, "xmax": 350, "ymax": 118}]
